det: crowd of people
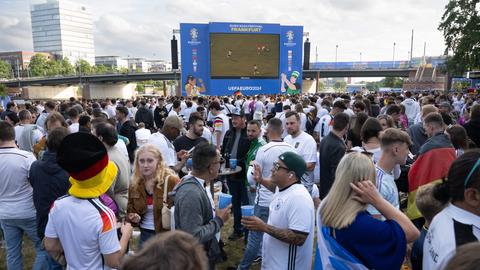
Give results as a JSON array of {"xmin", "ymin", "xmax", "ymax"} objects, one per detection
[{"xmin": 0, "ymin": 90, "xmax": 479, "ymax": 270}]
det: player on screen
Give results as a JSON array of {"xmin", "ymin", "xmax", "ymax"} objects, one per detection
[
  {"xmin": 280, "ymin": 71, "xmax": 301, "ymax": 95},
  {"xmin": 253, "ymin": 64, "xmax": 259, "ymax": 76},
  {"xmin": 227, "ymin": 49, "xmax": 232, "ymax": 58},
  {"xmin": 185, "ymin": 75, "xmax": 206, "ymax": 96}
]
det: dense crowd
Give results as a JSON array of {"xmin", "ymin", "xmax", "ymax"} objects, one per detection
[{"xmin": 0, "ymin": 90, "xmax": 479, "ymax": 270}]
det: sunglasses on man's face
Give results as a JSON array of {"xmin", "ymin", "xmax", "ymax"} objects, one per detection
[{"xmin": 273, "ymin": 161, "xmax": 289, "ymax": 172}]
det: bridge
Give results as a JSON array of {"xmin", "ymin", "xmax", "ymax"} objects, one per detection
[{"xmin": 2, "ymin": 57, "xmax": 446, "ymax": 88}]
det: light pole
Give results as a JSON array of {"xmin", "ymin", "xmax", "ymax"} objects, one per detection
[
  {"xmin": 335, "ymin": 44, "xmax": 338, "ymax": 68},
  {"xmin": 360, "ymin": 52, "xmax": 362, "ymax": 62},
  {"xmin": 393, "ymin": 42, "xmax": 396, "ymax": 67}
]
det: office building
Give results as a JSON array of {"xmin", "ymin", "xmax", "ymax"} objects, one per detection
[
  {"xmin": 31, "ymin": 0, "xmax": 95, "ymax": 65},
  {"xmin": 0, "ymin": 51, "xmax": 53, "ymax": 78},
  {"xmin": 95, "ymin": 56, "xmax": 128, "ymax": 70}
]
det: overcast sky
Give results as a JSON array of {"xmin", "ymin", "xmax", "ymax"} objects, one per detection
[{"xmin": 0, "ymin": 0, "xmax": 449, "ymax": 62}]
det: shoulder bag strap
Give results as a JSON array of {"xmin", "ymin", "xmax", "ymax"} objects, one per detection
[{"xmin": 163, "ymin": 175, "xmax": 170, "ymax": 204}]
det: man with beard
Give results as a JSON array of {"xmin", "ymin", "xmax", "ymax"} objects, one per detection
[{"xmin": 173, "ymin": 112, "xmax": 207, "ymax": 152}]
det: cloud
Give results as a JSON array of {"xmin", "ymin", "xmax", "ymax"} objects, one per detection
[{"xmin": 0, "ymin": 0, "xmax": 449, "ymax": 62}]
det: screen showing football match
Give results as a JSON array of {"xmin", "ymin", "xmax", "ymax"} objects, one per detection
[{"xmin": 210, "ymin": 33, "xmax": 280, "ymax": 78}]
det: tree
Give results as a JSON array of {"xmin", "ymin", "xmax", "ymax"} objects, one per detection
[
  {"xmin": 0, "ymin": 84, "xmax": 7, "ymax": 97},
  {"xmin": 317, "ymin": 81, "xmax": 325, "ymax": 92},
  {"xmin": 383, "ymin": 77, "xmax": 404, "ymax": 88},
  {"xmin": 136, "ymin": 83, "xmax": 145, "ymax": 94},
  {"xmin": 94, "ymin": 64, "xmax": 108, "ymax": 74},
  {"xmin": 45, "ymin": 60, "xmax": 62, "ymax": 76},
  {"xmin": 76, "ymin": 59, "xmax": 93, "ymax": 75},
  {"xmin": 29, "ymin": 54, "xmax": 49, "ymax": 77},
  {"xmin": 439, "ymin": 0, "xmax": 480, "ymax": 75},
  {"xmin": 333, "ymin": 80, "xmax": 346, "ymax": 91},
  {"xmin": 60, "ymin": 58, "xmax": 75, "ymax": 75},
  {"xmin": 0, "ymin": 60, "xmax": 12, "ymax": 79}
]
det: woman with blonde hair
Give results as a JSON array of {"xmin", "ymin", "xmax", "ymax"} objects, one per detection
[
  {"xmin": 315, "ymin": 152, "xmax": 419, "ymax": 270},
  {"xmin": 126, "ymin": 144, "xmax": 180, "ymax": 249}
]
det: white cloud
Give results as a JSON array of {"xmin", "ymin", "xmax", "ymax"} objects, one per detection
[{"xmin": 0, "ymin": 0, "xmax": 449, "ymax": 61}]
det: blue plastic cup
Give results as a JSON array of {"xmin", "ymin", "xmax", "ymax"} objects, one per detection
[
  {"xmin": 241, "ymin": 205, "xmax": 254, "ymax": 216},
  {"xmin": 229, "ymin": 158, "xmax": 237, "ymax": 169},
  {"xmin": 186, "ymin": 158, "xmax": 193, "ymax": 171},
  {"xmin": 218, "ymin": 193, "xmax": 232, "ymax": 209}
]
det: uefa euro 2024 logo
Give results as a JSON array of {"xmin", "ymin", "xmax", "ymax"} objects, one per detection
[
  {"xmin": 190, "ymin": 28, "xmax": 198, "ymax": 41},
  {"xmin": 286, "ymin": 30, "xmax": 294, "ymax": 42}
]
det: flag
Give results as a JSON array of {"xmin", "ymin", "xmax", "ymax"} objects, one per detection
[
  {"xmin": 314, "ymin": 208, "xmax": 368, "ymax": 270},
  {"xmin": 234, "ymin": 90, "xmax": 242, "ymax": 96},
  {"xmin": 407, "ymin": 134, "xmax": 456, "ymax": 220}
]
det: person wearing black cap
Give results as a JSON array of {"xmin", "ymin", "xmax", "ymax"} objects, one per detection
[
  {"xmin": 44, "ymin": 132, "xmax": 133, "ymax": 269},
  {"xmin": 242, "ymin": 151, "xmax": 315, "ymax": 270},
  {"xmin": 221, "ymin": 107, "xmax": 251, "ymax": 240}
]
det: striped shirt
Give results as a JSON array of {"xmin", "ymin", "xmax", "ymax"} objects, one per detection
[{"xmin": 367, "ymin": 166, "xmax": 399, "ymax": 219}]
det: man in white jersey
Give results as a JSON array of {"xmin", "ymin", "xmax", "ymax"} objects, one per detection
[
  {"xmin": 209, "ymin": 101, "xmax": 230, "ymax": 149},
  {"xmin": 0, "ymin": 121, "xmax": 48, "ymax": 269},
  {"xmin": 44, "ymin": 132, "xmax": 132, "ymax": 270},
  {"xmin": 314, "ymin": 100, "xmax": 347, "ymax": 141},
  {"xmin": 238, "ymin": 118, "xmax": 296, "ymax": 269},
  {"xmin": 367, "ymin": 128, "xmax": 412, "ymax": 219},
  {"xmin": 242, "ymin": 151, "xmax": 314, "ymax": 270},
  {"xmin": 284, "ymin": 111, "xmax": 317, "ymax": 194}
]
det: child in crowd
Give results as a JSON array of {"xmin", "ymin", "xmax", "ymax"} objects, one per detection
[{"xmin": 410, "ymin": 183, "xmax": 447, "ymax": 270}]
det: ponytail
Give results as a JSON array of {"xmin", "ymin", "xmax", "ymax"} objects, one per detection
[{"xmin": 433, "ymin": 179, "xmax": 450, "ymax": 204}]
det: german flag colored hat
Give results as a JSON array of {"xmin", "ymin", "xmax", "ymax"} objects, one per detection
[{"xmin": 57, "ymin": 132, "xmax": 118, "ymax": 198}]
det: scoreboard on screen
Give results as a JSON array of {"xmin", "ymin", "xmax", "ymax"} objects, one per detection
[{"xmin": 180, "ymin": 22, "xmax": 303, "ymax": 96}]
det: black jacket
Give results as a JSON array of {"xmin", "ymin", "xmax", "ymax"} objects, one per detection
[
  {"xmin": 119, "ymin": 120, "xmax": 137, "ymax": 162},
  {"xmin": 28, "ymin": 151, "xmax": 70, "ymax": 239},
  {"xmin": 135, "ymin": 106, "xmax": 154, "ymax": 130},
  {"xmin": 463, "ymin": 119, "xmax": 480, "ymax": 148},
  {"xmin": 154, "ymin": 106, "xmax": 168, "ymax": 129},
  {"xmin": 319, "ymin": 132, "xmax": 346, "ymax": 199},
  {"xmin": 221, "ymin": 127, "xmax": 251, "ymax": 180}
]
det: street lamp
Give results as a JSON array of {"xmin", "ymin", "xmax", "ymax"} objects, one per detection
[
  {"xmin": 360, "ymin": 52, "xmax": 362, "ymax": 62},
  {"xmin": 393, "ymin": 42, "xmax": 396, "ymax": 67},
  {"xmin": 335, "ymin": 44, "xmax": 339, "ymax": 68}
]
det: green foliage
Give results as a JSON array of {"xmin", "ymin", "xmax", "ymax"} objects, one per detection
[
  {"xmin": 61, "ymin": 58, "xmax": 75, "ymax": 75},
  {"xmin": 136, "ymin": 83, "xmax": 145, "ymax": 93},
  {"xmin": 438, "ymin": 0, "xmax": 480, "ymax": 75},
  {"xmin": 75, "ymin": 59, "xmax": 93, "ymax": 74},
  {"xmin": 383, "ymin": 77, "xmax": 404, "ymax": 88},
  {"xmin": 333, "ymin": 80, "xmax": 347, "ymax": 91},
  {"xmin": 0, "ymin": 84, "xmax": 7, "ymax": 97},
  {"xmin": 0, "ymin": 60, "xmax": 12, "ymax": 79},
  {"xmin": 29, "ymin": 54, "xmax": 49, "ymax": 77},
  {"xmin": 317, "ymin": 81, "xmax": 325, "ymax": 92}
]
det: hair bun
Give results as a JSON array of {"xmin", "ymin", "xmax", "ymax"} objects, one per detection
[{"xmin": 433, "ymin": 180, "xmax": 450, "ymax": 204}]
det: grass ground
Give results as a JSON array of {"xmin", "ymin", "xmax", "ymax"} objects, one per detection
[{"xmin": 0, "ymin": 218, "xmax": 259, "ymax": 270}]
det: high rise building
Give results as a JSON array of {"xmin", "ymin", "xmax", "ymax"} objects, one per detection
[{"xmin": 30, "ymin": 0, "xmax": 95, "ymax": 65}]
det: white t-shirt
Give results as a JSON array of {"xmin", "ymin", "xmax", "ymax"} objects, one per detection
[
  {"xmin": 149, "ymin": 132, "xmax": 177, "ymax": 167},
  {"xmin": 45, "ymin": 196, "xmax": 120, "ymax": 270},
  {"xmin": 168, "ymin": 110, "xmax": 178, "ymax": 117},
  {"xmin": 140, "ymin": 195, "xmax": 155, "ymax": 230},
  {"xmin": 367, "ymin": 166, "xmax": 399, "ymax": 218},
  {"xmin": 15, "ymin": 125, "xmax": 43, "ymax": 150},
  {"xmin": 243, "ymin": 100, "xmax": 252, "ymax": 114},
  {"xmin": 275, "ymin": 112, "xmax": 288, "ymax": 139},
  {"xmin": 284, "ymin": 131, "xmax": 317, "ymax": 194},
  {"xmin": 0, "ymin": 147, "xmax": 37, "ymax": 219},
  {"xmin": 299, "ymin": 112, "xmax": 307, "ymax": 132},
  {"xmin": 314, "ymin": 114, "xmax": 333, "ymax": 140},
  {"xmin": 423, "ymin": 203, "xmax": 480, "ymax": 270},
  {"xmin": 115, "ymin": 139, "xmax": 129, "ymax": 160},
  {"xmin": 202, "ymin": 126, "xmax": 212, "ymax": 144},
  {"xmin": 311, "ymin": 184, "xmax": 319, "ymax": 199},
  {"xmin": 68, "ymin": 123, "xmax": 79, "ymax": 133},
  {"xmin": 255, "ymin": 101, "xmax": 264, "ymax": 112},
  {"xmin": 254, "ymin": 141, "xmax": 296, "ymax": 207},
  {"xmin": 212, "ymin": 113, "xmax": 230, "ymax": 147},
  {"xmin": 106, "ymin": 105, "xmax": 116, "ymax": 118},
  {"xmin": 135, "ymin": 128, "xmax": 152, "ymax": 147},
  {"xmin": 222, "ymin": 103, "xmax": 235, "ymax": 116},
  {"xmin": 262, "ymin": 184, "xmax": 315, "ymax": 270}
]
